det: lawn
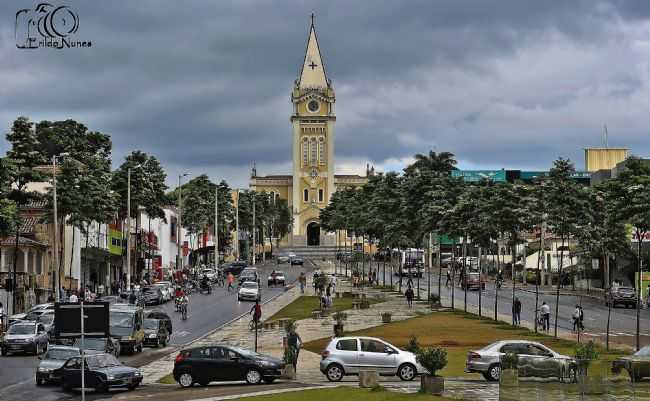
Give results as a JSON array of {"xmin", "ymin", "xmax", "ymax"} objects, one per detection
[
  {"xmin": 303, "ymin": 309, "xmax": 628, "ymax": 378},
  {"xmin": 237, "ymin": 386, "xmax": 452, "ymax": 401},
  {"xmin": 267, "ymin": 296, "xmax": 383, "ymax": 322}
]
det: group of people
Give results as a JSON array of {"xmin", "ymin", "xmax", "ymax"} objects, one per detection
[{"xmin": 351, "ymin": 269, "xmax": 379, "ymax": 288}]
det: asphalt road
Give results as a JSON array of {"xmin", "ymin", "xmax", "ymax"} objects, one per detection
[
  {"xmin": 364, "ymin": 262, "xmax": 650, "ymax": 347},
  {"xmin": 0, "ymin": 260, "xmax": 314, "ymax": 401}
]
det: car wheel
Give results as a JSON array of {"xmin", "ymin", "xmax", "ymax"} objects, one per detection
[
  {"xmin": 36, "ymin": 376, "xmax": 43, "ymax": 386},
  {"xmin": 178, "ymin": 372, "xmax": 194, "ymax": 388},
  {"xmin": 62, "ymin": 379, "xmax": 72, "ymax": 392},
  {"xmin": 95, "ymin": 382, "xmax": 108, "ymax": 393},
  {"xmin": 0, "ymin": 347, "xmax": 6, "ymax": 356},
  {"xmin": 138, "ymin": 343, "xmax": 143, "ymax": 353},
  {"xmin": 486, "ymin": 364, "xmax": 501, "ymax": 382},
  {"xmin": 566, "ymin": 365, "xmax": 577, "ymax": 383},
  {"xmin": 397, "ymin": 363, "xmax": 416, "ymax": 381},
  {"xmin": 128, "ymin": 383, "xmax": 138, "ymax": 390},
  {"xmin": 34, "ymin": 342, "xmax": 41, "ymax": 355},
  {"xmin": 245, "ymin": 369, "xmax": 262, "ymax": 385},
  {"xmin": 325, "ymin": 363, "xmax": 344, "ymax": 382},
  {"xmin": 263, "ymin": 377, "xmax": 276, "ymax": 384}
]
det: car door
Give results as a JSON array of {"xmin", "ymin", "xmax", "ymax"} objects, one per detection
[
  {"xmin": 188, "ymin": 347, "xmax": 212, "ymax": 383},
  {"xmin": 334, "ymin": 339, "xmax": 360, "ymax": 373},
  {"xmin": 207, "ymin": 347, "xmax": 239, "ymax": 381},
  {"xmin": 358, "ymin": 338, "xmax": 396, "ymax": 374},
  {"xmin": 520, "ymin": 344, "xmax": 554, "ymax": 378},
  {"xmin": 63, "ymin": 357, "xmax": 82, "ymax": 387}
]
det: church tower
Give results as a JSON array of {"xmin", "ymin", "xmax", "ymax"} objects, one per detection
[{"xmin": 291, "ymin": 15, "xmax": 336, "ymax": 245}]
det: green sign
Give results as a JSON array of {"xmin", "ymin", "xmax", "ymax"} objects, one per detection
[{"xmin": 452, "ymin": 170, "xmax": 506, "ymax": 183}]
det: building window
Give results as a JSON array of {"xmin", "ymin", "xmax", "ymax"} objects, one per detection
[
  {"xmin": 311, "ymin": 137, "xmax": 317, "ymax": 165},
  {"xmin": 319, "ymin": 137, "xmax": 325, "ymax": 165},
  {"xmin": 302, "ymin": 138, "xmax": 309, "ymax": 167},
  {"xmin": 303, "ymin": 188, "xmax": 309, "ymax": 202},
  {"xmin": 318, "ymin": 189, "xmax": 324, "ymax": 202}
]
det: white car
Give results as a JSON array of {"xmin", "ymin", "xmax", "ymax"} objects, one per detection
[
  {"xmin": 267, "ymin": 271, "xmax": 286, "ymax": 286},
  {"xmin": 238, "ymin": 281, "xmax": 261, "ymax": 302},
  {"xmin": 153, "ymin": 282, "xmax": 172, "ymax": 302},
  {"xmin": 201, "ymin": 268, "xmax": 217, "ymax": 282},
  {"xmin": 9, "ymin": 303, "xmax": 54, "ymax": 326}
]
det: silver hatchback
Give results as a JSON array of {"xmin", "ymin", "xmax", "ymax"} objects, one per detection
[
  {"xmin": 319, "ymin": 336, "xmax": 427, "ymax": 382},
  {"xmin": 465, "ymin": 340, "xmax": 577, "ymax": 382}
]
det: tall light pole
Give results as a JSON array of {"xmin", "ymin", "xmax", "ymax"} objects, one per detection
[
  {"xmin": 214, "ymin": 186, "xmax": 219, "ymax": 268},
  {"xmin": 252, "ymin": 194, "xmax": 256, "ymax": 266},
  {"xmin": 176, "ymin": 173, "xmax": 189, "ymax": 271},
  {"xmin": 235, "ymin": 189, "xmax": 240, "ymax": 261},
  {"xmin": 52, "ymin": 153, "xmax": 69, "ymax": 302}
]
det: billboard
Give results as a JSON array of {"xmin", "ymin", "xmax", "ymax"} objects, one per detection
[
  {"xmin": 452, "ymin": 170, "xmax": 506, "ymax": 183},
  {"xmin": 54, "ymin": 302, "xmax": 110, "ymax": 338}
]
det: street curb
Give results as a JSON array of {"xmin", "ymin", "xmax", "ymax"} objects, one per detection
[{"xmin": 186, "ymin": 384, "xmax": 332, "ymax": 401}]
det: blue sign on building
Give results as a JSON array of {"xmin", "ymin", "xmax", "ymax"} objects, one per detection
[{"xmin": 452, "ymin": 169, "xmax": 506, "ymax": 183}]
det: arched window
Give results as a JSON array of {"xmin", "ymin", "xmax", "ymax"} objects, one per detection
[
  {"xmin": 319, "ymin": 137, "xmax": 325, "ymax": 165},
  {"xmin": 302, "ymin": 138, "xmax": 309, "ymax": 167},
  {"xmin": 318, "ymin": 188, "xmax": 324, "ymax": 203},
  {"xmin": 310, "ymin": 137, "xmax": 317, "ymax": 165},
  {"xmin": 303, "ymin": 188, "xmax": 309, "ymax": 202}
]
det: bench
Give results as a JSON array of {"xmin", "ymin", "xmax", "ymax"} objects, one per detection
[
  {"xmin": 352, "ymin": 301, "xmax": 361, "ymax": 310},
  {"xmin": 311, "ymin": 310, "xmax": 321, "ymax": 319}
]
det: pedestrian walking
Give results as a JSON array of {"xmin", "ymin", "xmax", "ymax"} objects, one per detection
[
  {"xmin": 326, "ymin": 283, "xmax": 333, "ymax": 307},
  {"xmin": 298, "ymin": 272, "xmax": 306, "ymax": 294},
  {"xmin": 227, "ymin": 272, "xmax": 235, "ymax": 292},
  {"xmin": 512, "ymin": 297, "xmax": 522, "ymax": 326},
  {"xmin": 445, "ymin": 269, "xmax": 451, "ymax": 287},
  {"xmin": 287, "ymin": 327, "xmax": 302, "ymax": 371},
  {"xmin": 0, "ymin": 301, "xmax": 4, "ymax": 332},
  {"xmin": 540, "ymin": 301, "xmax": 550, "ymax": 332},
  {"xmin": 579, "ymin": 306, "xmax": 584, "ymax": 331},
  {"xmin": 405, "ymin": 285, "xmax": 414, "ymax": 308}
]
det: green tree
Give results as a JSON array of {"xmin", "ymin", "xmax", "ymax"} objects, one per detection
[{"xmin": 0, "ymin": 158, "xmax": 20, "ymax": 237}]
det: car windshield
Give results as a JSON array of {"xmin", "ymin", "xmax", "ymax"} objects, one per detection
[
  {"xmin": 38, "ymin": 314, "xmax": 54, "ymax": 324},
  {"xmin": 74, "ymin": 338, "xmax": 106, "ymax": 350},
  {"xmin": 229, "ymin": 346, "xmax": 259, "ymax": 358},
  {"xmin": 635, "ymin": 347, "xmax": 650, "ymax": 357},
  {"xmin": 144, "ymin": 319, "xmax": 158, "ymax": 330},
  {"xmin": 45, "ymin": 349, "xmax": 79, "ymax": 360},
  {"xmin": 8, "ymin": 324, "xmax": 35, "ymax": 334},
  {"xmin": 23, "ymin": 311, "xmax": 42, "ymax": 321},
  {"xmin": 242, "ymin": 282, "xmax": 258, "ymax": 289},
  {"xmin": 86, "ymin": 354, "xmax": 121, "ymax": 368},
  {"xmin": 110, "ymin": 311, "xmax": 133, "ymax": 328}
]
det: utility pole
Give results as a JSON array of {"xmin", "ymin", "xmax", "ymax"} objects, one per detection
[
  {"xmin": 177, "ymin": 173, "xmax": 188, "ymax": 272},
  {"xmin": 252, "ymin": 194, "xmax": 256, "ymax": 265},
  {"xmin": 235, "ymin": 189, "xmax": 240, "ymax": 261},
  {"xmin": 214, "ymin": 186, "xmax": 218, "ymax": 268},
  {"xmin": 126, "ymin": 168, "xmax": 132, "ymax": 291},
  {"xmin": 52, "ymin": 153, "xmax": 68, "ymax": 302}
]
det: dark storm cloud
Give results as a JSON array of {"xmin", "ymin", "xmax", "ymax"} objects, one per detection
[{"xmin": 1, "ymin": 0, "xmax": 649, "ymax": 186}]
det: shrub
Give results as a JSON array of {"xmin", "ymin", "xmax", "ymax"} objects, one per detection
[
  {"xmin": 574, "ymin": 341, "xmax": 599, "ymax": 361},
  {"xmin": 405, "ymin": 335, "xmax": 421, "ymax": 353},
  {"xmin": 416, "ymin": 347, "xmax": 447, "ymax": 377},
  {"xmin": 501, "ymin": 352, "xmax": 518, "ymax": 370}
]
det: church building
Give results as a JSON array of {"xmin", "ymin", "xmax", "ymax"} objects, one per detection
[{"xmin": 250, "ymin": 17, "xmax": 367, "ymax": 246}]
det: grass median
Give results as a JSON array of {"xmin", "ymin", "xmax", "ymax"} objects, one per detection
[
  {"xmin": 237, "ymin": 386, "xmax": 452, "ymax": 401},
  {"xmin": 303, "ymin": 309, "xmax": 628, "ymax": 378},
  {"xmin": 267, "ymin": 296, "xmax": 383, "ymax": 322}
]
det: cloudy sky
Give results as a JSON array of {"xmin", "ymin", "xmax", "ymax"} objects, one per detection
[{"xmin": 2, "ymin": 0, "xmax": 650, "ymax": 188}]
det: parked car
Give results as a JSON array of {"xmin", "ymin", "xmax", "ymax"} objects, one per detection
[
  {"xmin": 201, "ymin": 268, "xmax": 217, "ymax": 282},
  {"xmin": 143, "ymin": 319, "xmax": 169, "ymax": 348},
  {"xmin": 95, "ymin": 295, "xmax": 122, "ymax": 305},
  {"xmin": 238, "ymin": 281, "xmax": 261, "ymax": 302},
  {"xmin": 146, "ymin": 310, "xmax": 173, "ymax": 335},
  {"xmin": 461, "ymin": 271, "xmax": 486, "ymax": 291},
  {"xmin": 605, "ymin": 286, "xmax": 637, "ymax": 308},
  {"xmin": 267, "ymin": 270, "xmax": 286, "ymax": 286},
  {"xmin": 173, "ymin": 345, "xmax": 284, "ymax": 386},
  {"xmin": 8, "ymin": 303, "xmax": 54, "ymax": 325},
  {"xmin": 1, "ymin": 322, "xmax": 49, "ymax": 355},
  {"xmin": 465, "ymin": 340, "xmax": 577, "ymax": 382},
  {"xmin": 60, "ymin": 352, "xmax": 143, "ymax": 392},
  {"xmin": 277, "ymin": 254, "xmax": 290, "ymax": 264},
  {"xmin": 36, "ymin": 311, "xmax": 55, "ymax": 339},
  {"xmin": 612, "ymin": 345, "xmax": 650, "ymax": 381},
  {"xmin": 320, "ymin": 336, "xmax": 426, "ymax": 382},
  {"xmin": 239, "ymin": 268, "xmax": 259, "ymax": 285},
  {"xmin": 290, "ymin": 257, "xmax": 304, "ymax": 266},
  {"xmin": 141, "ymin": 286, "xmax": 164, "ymax": 305},
  {"xmin": 35, "ymin": 346, "xmax": 82, "ymax": 385},
  {"xmin": 73, "ymin": 337, "xmax": 121, "ymax": 358}
]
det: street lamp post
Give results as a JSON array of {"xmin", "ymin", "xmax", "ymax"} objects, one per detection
[
  {"xmin": 177, "ymin": 173, "xmax": 189, "ymax": 272},
  {"xmin": 52, "ymin": 153, "xmax": 69, "ymax": 302},
  {"xmin": 235, "ymin": 189, "xmax": 240, "ymax": 261},
  {"xmin": 252, "ymin": 195, "xmax": 256, "ymax": 265},
  {"xmin": 214, "ymin": 186, "xmax": 218, "ymax": 268}
]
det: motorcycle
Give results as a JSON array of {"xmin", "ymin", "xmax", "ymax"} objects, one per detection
[
  {"xmin": 199, "ymin": 281, "xmax": 212, "ymax": 295},
  {"xmin": 496, "ymin": 277, "xmax": 503, "ymax": 289},
  {"xmin": 175, "ymin": 296, "xmax": 183, "ymax": 312}
]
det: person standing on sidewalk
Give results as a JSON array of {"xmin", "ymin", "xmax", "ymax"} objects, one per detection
[
  {"xmin": 445, "ymin": 268, "xmax": 451, "ymax": 287},
  {"xmin": 405, "ymin": 285, "xmax": 415, "ymax": 308},
  {"xmin": 227, "ymin": 272, "xmax": 235, "ymax": 292},
  {"xmin": 540, "ymin": 301, "xmax": 550, "ymax": 332},
  {"xmin": 512, "ymin": 297, "xmax": 522, "ymax": 326}
]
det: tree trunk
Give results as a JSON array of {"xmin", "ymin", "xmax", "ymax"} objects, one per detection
[
  {"xmin": 463, "ymin": 234, "xmax": 467, "ymax": 313},
  {"xmin": 534, "ymin": 227, "xmax": 543, "ymax": 333},
  {"xmin": 512, "ymin": 241, "xmax": 517, "ymax": 325},
  {"xmin": 637, "ymin": 233, "xmax": 644, "ymax": 351},
  {"xmin": 554, "ymin": 234, "xmax": 566, "ymax": 338},
  {"xmin": 478, "ymin": 247, "xmax": 482, "ymax": 317},
  {"xmin": 451, "ymin": 239, "xmax": 456, "ymax": 310},
  {"xmin": 494, "ymin": 237, "xmax": 500, "ymax": 321}
]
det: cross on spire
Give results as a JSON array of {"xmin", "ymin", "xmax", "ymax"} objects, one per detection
[{"xmin": 309, "ymin": 60, "xmax": 318, "ymax": 70}]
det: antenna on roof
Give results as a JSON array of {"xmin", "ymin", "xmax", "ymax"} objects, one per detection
[{"xmin": 603, "ymin": 124, "xmax": 609, "ymax": 148}]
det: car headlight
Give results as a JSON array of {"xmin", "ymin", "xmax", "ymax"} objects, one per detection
[
  {"xmin": 38, "ymin": 367, "xmax": 51, "ymax": 372},
  {"xmin": 149, "ymin": 334, "xmax": 157, "ymax": 338},
  {"xmin": 134, "ymin": 370, "xmax": 142, "ymax": 376},
  {"xmin": 106, "ymin": 375, "xmax": 115, "ymax": 380},
  {"xmin": 122, "ymin": 336, "xmax": 133, "ymax": 341},
  {"xmin": 259, "ymin": 360, "xmax": 274, "ymax": 367}
]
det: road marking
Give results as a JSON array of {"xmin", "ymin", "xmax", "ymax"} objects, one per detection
[{"xmin": 171, "ymin": 330, "xmax": 191, "ymax": 339}]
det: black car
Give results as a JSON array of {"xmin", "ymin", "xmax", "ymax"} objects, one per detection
[
  {"xmin": 60, "ymin": 353, "xmax": 142, "ymax": 392},
  {"xmin": 173, "ymin": 345, "xmax": 284, "ymax": 387},
  {"xmin": 73, "ymin": 337, "xmax": 121, "ymax": 358},
  {"xmin": 290, "ymin": 257, "xmax": 304, "ymax": 266},
  {"xmin": 141, "ymin": 286, "xmax": 164, "ymax": 305},
  {"xmin": 239, "ymin": 268, "xmax": 259, "ymax": 285},
  {"xmin": 143, "ymin": 319, "xmax": 169, "ymax": 348},
  {"xmin": 146, "ymin": 310, "xmax": 173, "ymax": 335},
  {"xmin": 222, "ymin": 261, "xmax": 247, "ymax": 276}
]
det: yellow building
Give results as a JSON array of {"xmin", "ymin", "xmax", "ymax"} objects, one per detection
[
  {"xmin": 584, "ymin": 148, "xmax": 629, "ymax": 172},
  {"xmin": 250, "ymin": 17, "xmax": 366, "ymax": 246}
]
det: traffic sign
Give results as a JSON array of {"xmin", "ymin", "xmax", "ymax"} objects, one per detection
[{"xmin": 54, "ymin": 302, "xmax": 110, "ymax": 338}]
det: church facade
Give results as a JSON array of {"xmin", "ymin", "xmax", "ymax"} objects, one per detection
[{"xmin": 250, "ymin": 18, "xmax": 367, "ymax": 246}]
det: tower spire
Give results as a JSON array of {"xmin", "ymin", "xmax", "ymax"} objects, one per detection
[{"xmin": 297, "ymin": 13, "xmax": 328, "ymax": 89}]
